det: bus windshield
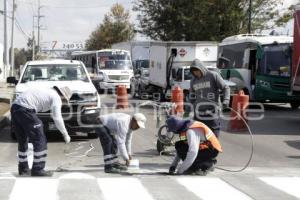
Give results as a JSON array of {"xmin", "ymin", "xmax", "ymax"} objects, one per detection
[
  {"xmin": 259, "ymin": 44, "xmax": 292, "ymax": 77},
  {"xmin": 98, "ymin": 52, "xmax": 132, "ymax": 70}
]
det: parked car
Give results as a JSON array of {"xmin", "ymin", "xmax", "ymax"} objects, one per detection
[{"xmin": 7, "ymin": 59, "xmax": 101, "ymax": 138}]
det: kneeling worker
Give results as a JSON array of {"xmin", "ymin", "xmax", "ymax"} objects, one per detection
[
  {"xmin": 166, "ymin": 116, "xmax": 222, "ymax": 175},
  {"xmin": 11, "ymin": 86, "xmax": 72, "ymax": 177},
  {"xmin": 96, "ymin": 113, "xmax": 146, "ymax": 173}
]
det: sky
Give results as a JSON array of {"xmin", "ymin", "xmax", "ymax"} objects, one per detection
[{"xmin": 0, "ymin": 0, "xmax": 298, "ymax": 49}]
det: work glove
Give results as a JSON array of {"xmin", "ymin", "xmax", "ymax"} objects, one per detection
[
  {"xmin": 222, "ymin": 100, "xmax": 230, "ymax": 109},
  {"xmin": 168, "ymin": 166, "xmax": 176, "ymax": 175},
  {"xmin": 63, "ymin": 134, "xmax": 71, "ymax": 144},
  {"xmin": 125, "ymin": 159, "xmax": 130, "ymax": 166},
  {"xmin": 128, "ymin": 155, "xmax": 132, "ymax": 160}
]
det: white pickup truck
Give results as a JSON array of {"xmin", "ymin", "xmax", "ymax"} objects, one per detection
[{"xmin": 7, "ymin": 59, "xmax": 101, "ymax": 138}]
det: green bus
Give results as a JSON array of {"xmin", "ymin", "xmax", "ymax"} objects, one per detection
[{"xmin": 218, "ymin": 34, "xmax": 300, "ymax": 109}]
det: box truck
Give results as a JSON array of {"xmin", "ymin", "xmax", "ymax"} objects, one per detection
[
  {"xmin": 292, "ymin": 5, "xmax": 300, "ymax": 96},
  {"xmin": 147, "ymin": 41, "xmax": 219, "ymax": 100}
]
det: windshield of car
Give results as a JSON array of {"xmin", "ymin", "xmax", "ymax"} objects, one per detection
[
  {"xmin": 258, "ymin": 44, "xmax": 291, "ymax": 77},
  {"xmin": 98, "ymin": 52, "xmax": 133, "ymax": 70},
  {"xmin": 21, "ymin": 64, "xmax": 89, "ymax": 83}
]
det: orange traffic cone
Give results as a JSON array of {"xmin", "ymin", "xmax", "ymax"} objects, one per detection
[
  {"xmin": 229, "ymin": 90, "xmax": 249, "ymax": 131},
  {"xmin": 171, "ymin": 86, "xmax": 184, "ymax": 116},
  {"xmin": 116, "ymin": 85, "xmax": 129, "ymax": 109}
]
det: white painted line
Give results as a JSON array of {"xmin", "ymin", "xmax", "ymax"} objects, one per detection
[
  {"xmin": 59, "ymin": 172, "xmax": 95, "ymax": 179},
  {"xmin": 9, "ymin": 179, "xmax": 59, "ymax": 200},
  {"xmin": 260, "ymin": 177, "xmax": 300, "ymax": 198},
  {"xmin": 0, "ymin": 172, "xmax": 16, "ymax": 179},
  {"xmin": 97, "ymin": 178, "xmax": 154, "ymax": 200},
  {"xmin": 177, "ymin": 177, "xmax": 253, "ymax": 200}
]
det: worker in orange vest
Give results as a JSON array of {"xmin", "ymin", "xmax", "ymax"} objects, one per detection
[{"xmin": 166, "ymin": 116, "xmax": 222, "ymax": 175}]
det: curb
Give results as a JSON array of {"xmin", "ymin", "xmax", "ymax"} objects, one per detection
[
  {"xmin": 0, "ymin": 110, "xmax": 10, "ymax": 130},
  {"xmin": 0, "ymin": 98, "xmax": 11, "ymax": 104}
]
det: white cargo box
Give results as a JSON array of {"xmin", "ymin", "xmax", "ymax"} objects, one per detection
[{"xmin": 148, "ymin": 41, "xmax": 218, "ymax": 88}]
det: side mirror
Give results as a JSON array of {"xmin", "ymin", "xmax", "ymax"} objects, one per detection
[
  {"xmin": 7, "ymin": 77, "xmax": 18, "ymax": 84},
  {"xmin": 94, "ymin": 74, "xmax": 104, "ymax": 82}
]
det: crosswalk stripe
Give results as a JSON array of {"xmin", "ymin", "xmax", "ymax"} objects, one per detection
[
  {"xmin": 259, "ymin": 177, "xmax": 300, "ymax": 199},
  {"xmin": 177, "ymin": 177, "xmax": 253, "ymax": 200},
  {"xmin": 9, "ymin": 179, "xmax": 59, "ymax": 200},
  {"xmin": 97, "ymin": 178, "xmax": 154, "ymax": 200},
  {"xmin": 58, "ymin": 179, "xmax": 102, "ymax": 200}
]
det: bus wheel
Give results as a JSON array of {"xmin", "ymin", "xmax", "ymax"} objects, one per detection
[{"xmin": 290, "ymin": 102, "xmax": 300, "ymax": 110}]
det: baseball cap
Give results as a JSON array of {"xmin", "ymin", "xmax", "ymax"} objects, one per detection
[
  {"xmin": 133, "ymin": 113, "xmax": 146, "ymax": 129},
  {"xmin": 53, "ymin": 86, "xmax": 72, "ymax": 103}
]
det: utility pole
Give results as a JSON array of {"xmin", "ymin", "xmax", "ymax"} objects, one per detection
[
  {"xmin": 248, "ymin": 0, "xmax": 252, "ymax": 34},
  {"xmin": 3, "ymin": 0, "xmax": 8, "ymax": 79},
  {"xmin": 36, "ymin": 0, "xmax": 45, "ymax": 53},
  {"xmin": 10, "ymin": 0, "xmax": 16, "ymax": 76},
  {"xmin": 32, "ymin": 16, "xmax": 35, "ymax": 60}
]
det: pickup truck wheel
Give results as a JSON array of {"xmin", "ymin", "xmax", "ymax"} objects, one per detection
[
  {"xmin": 88, "ymin": 132, "xmax": 98, "ymax": 139},
  {"xmin": 290, "ymin": 102, "xmax": 300, "ymax": 110}
]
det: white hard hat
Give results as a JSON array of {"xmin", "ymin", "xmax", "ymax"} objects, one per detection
[{"xmin": 133, "ymin": 113, "xmax": 146, "ymax": 129}]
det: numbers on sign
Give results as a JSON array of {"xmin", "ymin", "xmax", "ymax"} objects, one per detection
[{"xmin": 62, "ymin": 43, "xmax": 84, "ymax": 49}]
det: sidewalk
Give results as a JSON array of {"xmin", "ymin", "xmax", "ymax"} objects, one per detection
[{"xmin": 0, "ymin": 82, "xmax": 14, "ymax": 129}]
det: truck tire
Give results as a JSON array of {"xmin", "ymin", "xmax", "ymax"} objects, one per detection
[{"xmin": 290, "ymin": 102, "xmax": 300, "ymax": 110}]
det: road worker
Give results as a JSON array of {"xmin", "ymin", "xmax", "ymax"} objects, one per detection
[
  {"xmin": 96, "ymin": 113, "xmax": 146, "ymax": 173},
  {"xmin": 10, "ymin": 86, "xmax": 72, "ymax": 176},
  {"xmin": 166, "ymin": 116, "xmax": 222, "ymax": 175},
  {"xmin": 190, "ymin": 59, "xmax": 230, "ymax": 137}
]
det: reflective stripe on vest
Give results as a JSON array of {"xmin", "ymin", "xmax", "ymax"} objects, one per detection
[{"xmin": 179, "ymin": 121, "xmax": 223, "ymax": 152}]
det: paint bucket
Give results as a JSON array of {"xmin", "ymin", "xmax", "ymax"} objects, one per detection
[{"xmin": 128, "ymin": 159, "xmax": 139, "ymax": 170}]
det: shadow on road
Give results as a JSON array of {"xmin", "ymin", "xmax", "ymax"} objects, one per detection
[{"xmin": 285, "ymin": 140, "xmax": 300, "ymax": 150}]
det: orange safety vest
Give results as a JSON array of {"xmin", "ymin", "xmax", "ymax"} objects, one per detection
[{"xmin": 179, "ymin": 121, "xmax": 223, "ymax": 152}]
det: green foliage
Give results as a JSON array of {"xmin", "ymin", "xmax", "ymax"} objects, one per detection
[
  {"xmin": 86, "ymin": 4, "xmax": 135, "ymax": 50},
  {"xmin": 133, "ymin": 0, "xmax": 291, "ymax": 41}
]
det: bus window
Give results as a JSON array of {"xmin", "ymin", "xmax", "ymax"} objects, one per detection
[
  {"xmin": 219, "ymin": 44, "xmax": 245, "ymax": 69},
  {"xmin": 258, "ymin": 44, "xmax": 291, "ymax": 77}
]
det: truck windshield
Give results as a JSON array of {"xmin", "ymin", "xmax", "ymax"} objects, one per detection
[
  {"xmin": 98, "ymin": 53, "xmax": 132, "ymax": 70},
  {"xmin": 259, "ymin": 44, "xmax": 292, "ymax": 77},
  {"xmin": 21, "ymin": 64, "xmax": 89, "ymax": 83},
  {"xmin": 184, "ymin": 69, "xmax": 193, "ymax": 80}
]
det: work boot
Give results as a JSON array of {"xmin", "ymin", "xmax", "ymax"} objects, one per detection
[
  {"xmin": 31, "ymin": 170, "xmax": 53, "ymax": 177},
  {"xmin": 194, "ymin": 169, "xmax": 208, "ymax": 176},
  {"xmin": 104, "ymin": 167, "xmax": 121, "ymax": 174},
  {"xmin": 113, "ymin": 163, "xmax": 128, "ymax": 171},
  {"xmin": 18, "ymin": 168, "xmax": 30, "ymax": 176}
]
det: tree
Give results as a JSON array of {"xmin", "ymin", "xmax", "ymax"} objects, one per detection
[
  {"xmin": 86, "ymin": 4, "xmax": 135, "ymax": 50},
  {"xmin": 133, "ymin": 0, "xmax": 294, "ymax": 41}
]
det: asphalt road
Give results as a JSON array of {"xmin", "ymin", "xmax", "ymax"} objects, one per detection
[{"xmin": 1, "ymin": 94, "xmax": 300, "ymax": 200}]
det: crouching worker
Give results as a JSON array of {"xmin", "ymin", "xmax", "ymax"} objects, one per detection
[
  {"xmin": 96, "ymin": 113, "xmax": 146, "ymax": 173},
  {"xmin": 166, "ymin": 116, "xmax": 222, "ymax": 175},
  {"xmin": 11, "ymin": 86, "xmax": 72, "ymax": 177}
]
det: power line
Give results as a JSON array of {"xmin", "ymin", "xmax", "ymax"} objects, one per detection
[
  {"xmin": 17, "ymin": 0, "xmax": 109, "ymax": 9},
  {"xmin": 15, "ymin": 17, "xmax": 31, "ymax": 39}
]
